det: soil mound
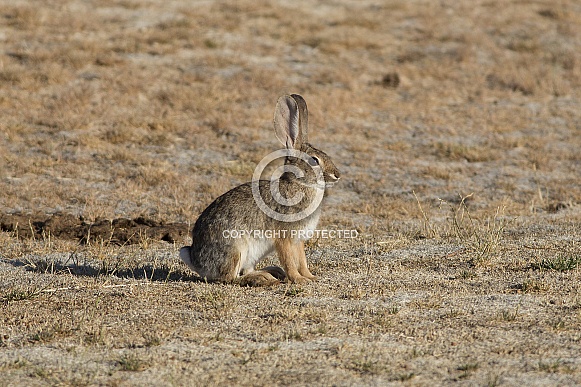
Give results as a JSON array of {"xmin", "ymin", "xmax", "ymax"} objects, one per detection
[{"xmin": 0, "ymin": 214, "xmax": 188, "ymax": 245}]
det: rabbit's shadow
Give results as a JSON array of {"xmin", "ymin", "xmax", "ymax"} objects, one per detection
[{"xmin": 1, "ymin": 257, "xmax": 205, "ymax": 283}]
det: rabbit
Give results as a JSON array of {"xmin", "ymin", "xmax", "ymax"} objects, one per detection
[{"xmin": 179, "ymin": 94, "xmax": 340, "ymax": 286}]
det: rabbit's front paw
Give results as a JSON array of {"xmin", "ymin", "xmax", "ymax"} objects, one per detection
[
  {"xmin": 287, "ymin": 274, "xmax": 313, "ymax": 284},
  {"xmin": 299, "ymin": 270, "xmax": 316, "ymax": 281}
]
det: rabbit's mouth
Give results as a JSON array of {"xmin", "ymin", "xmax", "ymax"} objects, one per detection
[{"xmin": 324, "ymin": 173, "xmax": 340, "ymax": 187}]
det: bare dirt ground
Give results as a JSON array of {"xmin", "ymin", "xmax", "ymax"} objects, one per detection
[{"xmin": 1, "ymin": 0, "xmax": 581, "ymax": 385}]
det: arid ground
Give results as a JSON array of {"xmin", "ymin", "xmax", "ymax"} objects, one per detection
[{"xmin": 1, "ymin": 0, "xmax": 581, "ymax": 385}]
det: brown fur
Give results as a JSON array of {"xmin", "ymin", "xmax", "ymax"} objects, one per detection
[
  {"xmin": 221, "ymin": 251, "xmax": 241, "ymax": 283},
  {"xmin": 274, "ymin": 238, "xmax": 312, "ymax": 284},
  {"xmin": 296, "ymin": 241, "xmax": 316, "ymax": 280},
  {"xmin": 237, "ymin": 271, "xmax": 280, "ymax": 287}
]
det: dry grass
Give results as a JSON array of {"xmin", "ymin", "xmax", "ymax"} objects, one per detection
[{"xmin": 1, "ymin": 0, "xmax": 581, "ymax": 385}]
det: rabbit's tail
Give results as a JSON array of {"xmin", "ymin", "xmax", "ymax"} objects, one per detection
[{"xmin": 179, "ymin": 246, "xmax": 197, "ymax": 272}]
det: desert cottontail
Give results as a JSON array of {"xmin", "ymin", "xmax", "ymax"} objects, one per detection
[{"xmin": 180, "ymin": 94, "xmax": 340, "ymax": 286}]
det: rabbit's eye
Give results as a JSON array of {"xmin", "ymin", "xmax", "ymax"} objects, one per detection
[{"xmin": 309, "ymin": 156, "xmax": 320, "ymax": 166}]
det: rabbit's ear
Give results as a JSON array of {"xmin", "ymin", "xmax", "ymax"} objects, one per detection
[
  {"xmin": 291, "ymin": 94, "xmax": 308, "ymax": 141},
  {"xmin": 274, "ymin": 95, "xmax": 301, "ymax": 149}
]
